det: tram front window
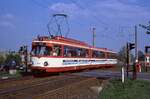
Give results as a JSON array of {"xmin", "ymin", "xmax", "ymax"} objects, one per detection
[{"xmin": 32, "ymin": 46, "xmax": 52, "ymax": 56}]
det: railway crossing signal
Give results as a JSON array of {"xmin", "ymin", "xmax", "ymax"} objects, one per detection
[
  {"xmin": 128, "ymin": 43, "xmax": 135, "ymax": 50},
  {"xmin": 127, "ymin": 42, "xmax": 135, "ymax": 51},
  {"xmin": 126, "ymin": 26, "xmax": 138, "ymax": 80},
  {"xmin": 126, "ymin": 42, "xmax": 135, "ymax": 78},
  {"xmin": 146, "ymin": 31, "xmax": 150, "ymax": 34},
  {"xmin": 19, "ymin": 46, "xmax": 27, "ymax": 54},
  {"xmin": 19, "ymin": 45, "xmax": 28, "ymax": 72}
]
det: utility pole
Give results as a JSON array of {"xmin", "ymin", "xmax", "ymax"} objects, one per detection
[
  {"xmin": 25, "ymin": 46, "xmax": 28, "ymax": 73},
  {"xmin": 126, "ymin": 42, "xmax": 129, "ymax": 77},
  {"xmin": 92, "ymin": 27, "xmax": 96, "ymax": 47},
  {"xmin": 135, "ymin": 26, "xmax": 138, "ymax": 63},
  {"xmin": 133, "ymin": 25, "xmax": 138, "ymax": 80}
]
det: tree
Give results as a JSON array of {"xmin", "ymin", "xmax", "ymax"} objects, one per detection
[
  {"xmin": 5, "ymin": 53, "xmax": 21, "ymax": 66},
  {"xmin": 118, "ymin": 45, "xmax": 134, "ymax": 64},
  {"xmin": 138, "ymin": 50, "xmax": 145, "ymax": 61},
  {"xmin": 118, "ymin": 46, "xmax": 127, "ymax": 63},
  {"xmin": 0, "ymin": 55, "xmax": 5, "ymax": 65}
]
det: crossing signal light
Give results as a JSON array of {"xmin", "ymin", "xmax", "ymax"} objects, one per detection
[
  {"xmin": 146, "ymin": 31, "xmax": 150, "ymax": 34},
  {"xmin": 129, "ymin": 43, "xmax": 135, "ymax": 50}
]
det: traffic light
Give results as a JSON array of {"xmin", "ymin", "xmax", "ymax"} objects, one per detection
[
  {"xmin": 146, "ymin": 31, "xmax": 150, "ymax": 34},
  {"xmin": 128, "ymin": 43, "xmax": 135, "ymax": 50},
  {"xmin": 18, "ymin": 46, "xmax": 28, "ymax": 54}
]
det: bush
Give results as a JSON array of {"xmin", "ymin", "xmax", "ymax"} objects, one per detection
[
  {"xmin": 0, "ymin": 55, "xmax": 5, "ymax": 65},
  {"xmin": 5, "ymin": 53, "xmax": 21, "ymax": 66}
]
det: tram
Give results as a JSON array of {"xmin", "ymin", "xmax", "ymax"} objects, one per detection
[{"xmin": 31, "ymin": 36, "xmax": 117, "ymax": 73}]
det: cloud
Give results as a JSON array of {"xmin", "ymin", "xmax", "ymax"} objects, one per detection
[
  {"xmin": 0, "ymin": 13, "xmax": 14, "ymax": 19},
  {"xmin": 87, "ymin": 0, "xmax": 150, "ymax": 25},
  {"xmin": 49, "ymin": 1, "xmax": 150, "ymax": 26},
  {"xmin": 118, "ymin": 0, "xmax": 139, "ymax": 3},
  {"xmin": 49, "ymin": 3, "xmax": 89, "ymax": 18},
  {"xmin": 0, "ymin": 21, "xmax": 15, "ymax": 28},
  {"xmin": 0, "ymin": 13, "xmax": 15, "ymax": 28},
  {"xmin": 50, "ymin": 3, "xmax": 78, "ymax": 13}
]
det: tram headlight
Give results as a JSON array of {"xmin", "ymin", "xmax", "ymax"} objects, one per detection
[{"xmin": 44, "ymin": 61, "xmax": 48, "ymax": 66}]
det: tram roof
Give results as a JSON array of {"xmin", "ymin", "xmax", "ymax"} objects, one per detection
[{"xmin": 33, "ymin": 36, "xmax": 117, "ymax": 53}]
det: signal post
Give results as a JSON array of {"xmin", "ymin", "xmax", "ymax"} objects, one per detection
[
  {"xmin": 134, "ymin": 26, "xmax": 138, "ymax": 80},
  {"xmin": 126, "ymin": 26, "xmax": 138, "ymax": 80},
  {"xmin": 126, "ymin": 42, "xmax": 136, "ymax": 78}
]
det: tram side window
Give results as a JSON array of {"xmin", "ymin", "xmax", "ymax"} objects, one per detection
[
  {"xmin": 92, "ymin": 51, "xmax": 105, "ymax": 58},
  {"xmin": 99, "ymin": 51, "xmax": 105, "ymax": 58},
  {"xmin": 52, "ymin": 45, "xmax": 62, "ymax": 56},
  {"xmin": 31, "ymin": 46, "xmax": 52, "ymax": 56},
  {"xmin": 64, "ymin": 46, "xmax": 77, "ymax": 57},
  {"xmin": 77, "ymin": 48, "xmax": 89, "ymax": 58},
  {"xmin": 63, "ymin": 46, "xmax": 89, "ymax": 58},
  {"xmin": 111, "ymin": 53, "xmax": 117, "ymax": 59},
  {"xmin": 107, "ymin": 53, "xmax": 111, "ymax": 59},
  {"xmin": 107, "ymin": 53, "xmax": 116, "ymax": 59}
]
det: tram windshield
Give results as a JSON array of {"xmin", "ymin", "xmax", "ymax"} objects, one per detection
[{"xmin": 32, "ymin": 45, "xmax": 52, "ymax": 56}]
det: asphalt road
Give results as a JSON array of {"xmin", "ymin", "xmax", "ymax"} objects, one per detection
[{"xmin": 74, "ymin": 70, "xmax": 150, "ymax": 81}]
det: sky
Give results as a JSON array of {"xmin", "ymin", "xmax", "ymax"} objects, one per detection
[{"xmin": 0, "ymin": 0, "xmax": 150, "ymax": 52}]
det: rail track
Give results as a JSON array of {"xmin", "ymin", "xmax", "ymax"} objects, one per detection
[
  {"xmin": 0, "ymin": 74, "xmax": 75, "ymax": 91},
  {"xmin": 0, "ymin": 74, "xmax": 76, "ymax": 89},
  {"xmin": 0, "ymin": 74, "xmax": 105, "ymax": 99},
  {"xmin": 34, "ymin": 77, "xmax": 104, "ymax": 99},
  {"xmin": 0, "ymin": 75, "xmax": 33, "ymax": 84}
]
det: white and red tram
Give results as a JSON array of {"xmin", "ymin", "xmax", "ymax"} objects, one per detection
[{"xmin": 31, "ymin": 36, "xmax": 117, "ymax": 73}]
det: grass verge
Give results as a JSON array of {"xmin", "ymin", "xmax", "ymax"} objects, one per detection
[
  {"xmin": 100, "ymin": 79, "xmax": 150, "ymax": 99},
  {"xmin": 0, "ymin": 71, "xmax": 22, "ymax": 79}
]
